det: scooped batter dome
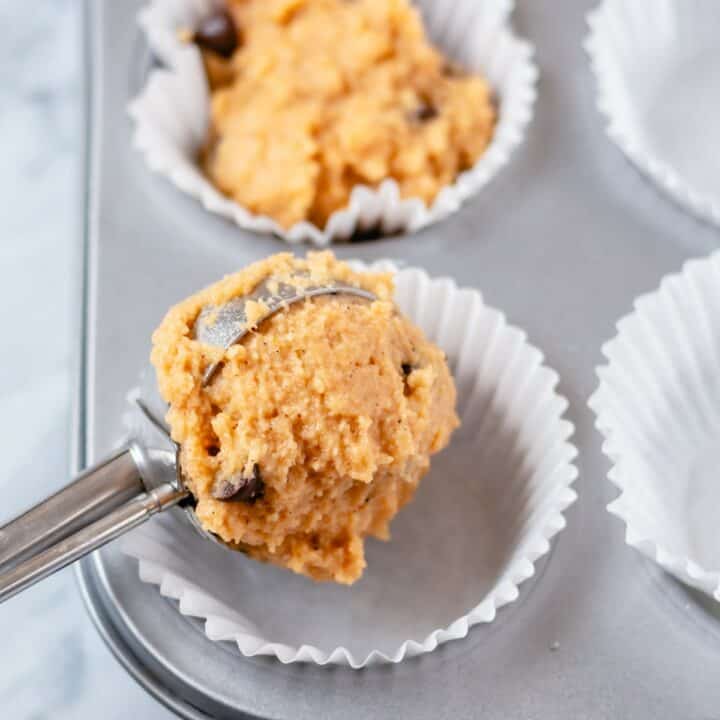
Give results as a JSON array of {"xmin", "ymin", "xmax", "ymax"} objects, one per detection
[
  {"xmin": 151, "ymin": 252, "xmax": 458, "ymax": 583},
  {"xmin": 198, "ymin": 0, "xmax": 496, "ymax": 229}
]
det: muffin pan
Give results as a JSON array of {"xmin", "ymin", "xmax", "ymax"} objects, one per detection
[{"xmin": 75, "ymin": 0, "xmax": 720, "ymax": 718}]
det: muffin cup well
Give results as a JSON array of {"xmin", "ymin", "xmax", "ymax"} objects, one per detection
[
  {"xmin": 585, "ymin": 0, "xmax": 720, "ymax": 227},
  {"xmin": 121, "ymin": 260, "xmax": 578, "ymax": 667},
  {"xmin": 130, "ymin": 0, "xmax": 537, "ymax": 245},
  {"xmin": 590, "ymin": 251, "xmax": 720, "ymax": 603}
]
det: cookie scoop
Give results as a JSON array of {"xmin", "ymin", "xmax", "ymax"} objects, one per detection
[{"xmin": 0, "ymin": 265, "xmax": 379, "ymax": 602}]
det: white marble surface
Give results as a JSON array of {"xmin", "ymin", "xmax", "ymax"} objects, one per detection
[{"xmin": 0, "ymin": 1, "xmax": 173, "ymax": 716}]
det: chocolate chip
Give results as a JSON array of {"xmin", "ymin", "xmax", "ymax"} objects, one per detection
[
  {"xmin": 408, "ymin": 102, "xmax": 438, "ymax": 124},
  {"xmin": 401, "ymin": 363, "xmax": 417, "ymax": 396},
  {"xmin": 489, "ymin": 89, "xmax": 499, "ymax": 112},
  {"xmin": 442, "ymin": 61, "xmax": 466, "ymax": 78},
  {"xmin": 212, "ymin": 463, "xmax": 265, "ymax": 503},
  {"xmin": 207, "ymin": 444, "xmax": 220, "ymax": 457},
  {"xmin": 193, "ymin": 10, "xmax": 239, "ymax": 59}
]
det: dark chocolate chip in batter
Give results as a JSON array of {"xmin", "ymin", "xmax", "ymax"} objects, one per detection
[
  {"xmin": 401, "ymin": 362, "xmax": 417, "ymax": 396},
  {"xmin": 408, "ymin": 102, "xmax": 438, "ymax": 123},
  {"xmin": 442, "ymin": 61, "xmax": 466, "ymax": 78},
  {"xmin": 212, "ymin": 463, "xmax": 265, "ymax": 503},
  {"xmin": 194, "ymin": 10, "xmax": 240, "ymax": 59}
]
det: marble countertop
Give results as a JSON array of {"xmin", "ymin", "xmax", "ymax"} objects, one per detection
[{"xmin": 0, "ymin": 1, "xmax": 173, "ymax": 717}]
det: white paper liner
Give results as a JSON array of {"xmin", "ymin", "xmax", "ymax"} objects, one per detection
[
  {"xmin": 120, "ymin": 260, "xmax": 578, "ymax": 667},
  {"xmin": 590, "ymin": 251, "xmax": 720, "ymax": 603},
  {"xmin": 585, "ymin": 0, "xmax": 720, "ymax": 227},
  {"xmin": 130, "ymin": 0, "xmax": 538, "ymax": 245}
]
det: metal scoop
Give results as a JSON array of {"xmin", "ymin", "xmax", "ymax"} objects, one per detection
[{"xmin": 0, "ymin": 276, "xmax": 375, "ymax": 603}]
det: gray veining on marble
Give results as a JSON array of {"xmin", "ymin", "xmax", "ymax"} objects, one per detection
[{"xmin": 0, "ymin": 1, "xmax": 172, "ymax": 716}]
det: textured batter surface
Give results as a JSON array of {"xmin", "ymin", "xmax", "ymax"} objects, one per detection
[
  {"xmin": 200, "ymin": 0, "xmax": 496, "ymax": 229},
  {"xmin": 151, "ymin": 252, "xmax": 459, "ymax": 583}
]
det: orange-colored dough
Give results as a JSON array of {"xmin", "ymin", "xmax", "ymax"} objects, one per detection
[
  {"xmin": 201, "ymin": 0, "xmax": 496, "ymax": 229},
  {"xmin": 151, "ymin": 252, "xmax": 459, "ymax": 583}
]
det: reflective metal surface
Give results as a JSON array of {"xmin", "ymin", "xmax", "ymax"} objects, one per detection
[
  {"xmin": 195, "ymin": 275, "xmax": 376, "ymax": 385},
  {"xmin": 76, "ymin": 0, "xmax": 720, "ymax": 717},
  {"xmin": 0, "ymin": 447, "xmax": 142, "ymax": 568},
  {"xmin": 0, "ymin": 476, "xmax": 184, "ymax": 603}
]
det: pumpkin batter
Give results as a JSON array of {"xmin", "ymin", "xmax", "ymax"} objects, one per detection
[
  {"xmin": 198, "ymin": 0, "xmax": 496, "ymax": 229},
  {"xmin": 151, "ymin": 252, "xmax": 459, "ymax": 583}
]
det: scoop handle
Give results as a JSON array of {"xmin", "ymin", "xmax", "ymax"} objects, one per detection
[
  {"xmin": 0, "ymin": 481, "xmax": 187, "ymax": 603},
  {"xmin": 0, "ymin": 446, "xmax": 144, "ymax": 569}
]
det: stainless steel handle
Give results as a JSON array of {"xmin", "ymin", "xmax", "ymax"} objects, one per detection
[
  {"xmin": 0, "ymin": 482, "xmax": 187, "ymax": 603},
  {"xmin": 0, "ymin": 446, "xmax": 144, "ymax": 569}
]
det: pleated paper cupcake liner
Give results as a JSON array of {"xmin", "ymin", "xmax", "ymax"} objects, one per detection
[
  {"xmin": 590, "ymin": 251, "xmax": 720, "ymax": 602},
  {"xmin": 130, "ymin": 0, "xmax": 538, "ymax": 245},
  {"xmin": 585, "ymin": 0, "xmax": 720, "ymax": 227},
  {"xmin": 120, "ymin": 260, "xmax": 578, "ymax": 667}
]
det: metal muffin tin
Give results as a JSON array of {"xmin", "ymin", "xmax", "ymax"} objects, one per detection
[{"xmin": 75, "ymin": 0, "xmax": 720, "ymax": 717}]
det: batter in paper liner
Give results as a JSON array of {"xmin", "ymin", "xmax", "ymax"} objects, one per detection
[
  {"xmin": 199, "ymin": 0, "xmax": 496, "ymax": 229},
  {"xmin": 151, "ymin": 252, "xmax": 459, "ymax": 583}
]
